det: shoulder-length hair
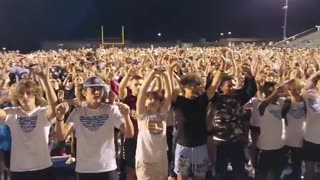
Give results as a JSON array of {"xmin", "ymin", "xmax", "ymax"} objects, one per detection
[{"xmin": 9, "ymin": 80, "xmax": 44, "ymax": 107}]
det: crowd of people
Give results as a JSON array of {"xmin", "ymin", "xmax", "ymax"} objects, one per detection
[{"xmin": 0, "ymin": 45, "xmax": 320, "ymax": 180}]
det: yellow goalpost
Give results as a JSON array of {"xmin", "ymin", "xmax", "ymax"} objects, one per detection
[{"xmin": 100, "ymin": 25, "xmax": 125, "ymax": 45}]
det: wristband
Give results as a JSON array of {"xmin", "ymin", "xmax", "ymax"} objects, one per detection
[{"xmin": 56, "ymin": 117, "xmax": 64, "ymax": 122}]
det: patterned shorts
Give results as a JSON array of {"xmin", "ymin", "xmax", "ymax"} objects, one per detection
[{"xmin": 174, "ymin": 144, "xmax": 209, "ymax": 177}]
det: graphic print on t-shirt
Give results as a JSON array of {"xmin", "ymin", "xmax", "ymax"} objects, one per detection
[
  {"xmin": 269, "ymin": 109, "xmax": 282, "ymax": 120},
  {"xmin": 308, "ymin": 98, "xmax": 320, "ymax": 113},
  {"xmin": 289, "ymin": 107, "xmax": 305, "ymax": 119},
  {"xmin": 146, "ymin": 115, "xmax": 164, "ymax": 135},
  {"xmin": 18, "ymin": 116, "xmax": 37, "ymax": 133},
  {"xmin": 80, "ymin": 114, "xmax": 109, "ymax": 132}
]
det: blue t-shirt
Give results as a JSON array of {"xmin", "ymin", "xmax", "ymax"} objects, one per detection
[{"xmin": 0, "ymin": 124, "xmax": 11, "ymax": 151}]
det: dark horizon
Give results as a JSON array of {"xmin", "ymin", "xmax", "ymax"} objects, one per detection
[{"xmin": 0, "ymin": 0, "xmax": 319, "ymax": 52}]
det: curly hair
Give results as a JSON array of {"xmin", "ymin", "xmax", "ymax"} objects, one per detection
[
  {"xmin": 9, "ymin": 80, "xmax": 44, "ymax": 107},
  {"xmin": 179, "ymin": 73, "xmax": 202, "ymax": 87}
]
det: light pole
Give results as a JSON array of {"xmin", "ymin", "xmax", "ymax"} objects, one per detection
[{"xmin": 283, "ymin": 0, "xmax": 289, "ymax": 40}]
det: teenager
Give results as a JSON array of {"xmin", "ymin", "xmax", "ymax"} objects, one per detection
[
  {"xmin": 0, "ymin": 64, "xmax": 58, "ymax": 180},
  {"xmin": 282, "ymin": 79, "xmax": 306, "ymax": 180},
  {"xmin": 119, "ymin": 67, "xmax": 144, "ymax": 180},
  {"xmin": 300, "ymin": 71, "xmax": 320, "ymax": 180},
  {"xmin": 211, "ymin": 66, "xmax": 257, "ymax": 180},
  {"xmin": 55, "ymin": 76, "xmax": 134, "ymax": 180},
  {"xmin": 135, "ymin": 65, "xmax": 173, "ymax": 180},
  {"xmin": 256, "ymin": 82, "xmax": 288, "ymax": 180},
  {"xmin": 173, "ymin": 52, "xmax": 226, "ymax": 180}
]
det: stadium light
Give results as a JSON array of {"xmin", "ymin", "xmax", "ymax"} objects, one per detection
[
  {"xmin": 228, "ymin": 32, "xmax": 232, "ymax": 35},
  {"xmin": 2, "ymin": 47, "xmax": 6, "ymax": 51},
  {"xmin": 157, "ymin": 33, "xmax": 162, "ymax": 37},
  {"xmin": 283, "ymin": 0, "xmax": 289, "ymax": 40},
  {"xmin": 220, "ymin": 33, "xmax": 224, "ymax": 36}
]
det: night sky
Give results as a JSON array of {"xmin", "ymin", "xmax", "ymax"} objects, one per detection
[{"xmin": 0, "ymin": 0, "xmax": 319, "ymax": 52}]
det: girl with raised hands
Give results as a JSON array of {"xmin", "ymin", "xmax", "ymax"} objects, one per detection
[
  {"xmin": 135, "ymin": 63, "xmax": 174, "ymax": 180},
  {"xmin": 0, "ymin": 62, "xmax": 58, "ymax": 180},
  {"xmin": 281, "ymin": 79, "xmax": 306, "ymax": 180},
  {"xmin": 300, "ymin": 71, "xmax": 320, "ymax": 180}
]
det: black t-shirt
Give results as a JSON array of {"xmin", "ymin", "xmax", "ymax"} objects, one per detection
[
  {"xmin": 122, "ymin": 90, "xmax": 138, "ymax": 139},
  {"xmin": 172, "ymin": 93, "xmax": 209, "ymax": 147}
]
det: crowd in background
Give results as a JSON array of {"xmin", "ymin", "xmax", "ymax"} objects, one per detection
[{"xmin": 0, "ymin": 44, "xmax": 320, "ymax": 180}]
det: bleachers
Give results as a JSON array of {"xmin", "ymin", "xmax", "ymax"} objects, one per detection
[{"xmin": 273, "ymin": 25, "xmax": 320, "ymax": 48}]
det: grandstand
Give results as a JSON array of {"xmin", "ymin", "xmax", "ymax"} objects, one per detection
[{"xmin": 273, "ymin": 25, "xmax": 320, "ymax": 48}]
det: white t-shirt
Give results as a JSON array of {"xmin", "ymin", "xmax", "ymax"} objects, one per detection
[
  {"xmin": 285, "ymin": 101, "xmax": 306, "ymax": 147},
  {"xmin": 257, "ymin": 100, "xmax": 286, "ymax": 150},
  {"xmin": 4, "ymin": 106, "xmax": 54, "ymax": 172},
  {"xmin": 67, "ymin": 104, "xmax": 124, "ymax": 173},
  {"xmin": 302, "ymin": 91, "xmax": 320, "ymax": 144},
  {"xmin": 250, "ymin": 98, "xmax": 260, "ymax": 127},
  {"xmin": 136, "ymin": 112, "xmax": 167, "ymax": 163}
]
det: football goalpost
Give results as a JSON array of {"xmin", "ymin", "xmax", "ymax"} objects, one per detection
[{"xmin": 100, "ymin": 25, "xmax": 125, "ymax": 46}]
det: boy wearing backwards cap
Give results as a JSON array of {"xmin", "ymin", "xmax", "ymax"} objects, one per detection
[{"xmin": 55, "ymin": 76, "xmax": 134, "ymax": 180}]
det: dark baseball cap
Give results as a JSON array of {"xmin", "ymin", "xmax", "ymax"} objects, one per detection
[{"xmin": 83, "ymin": 76, "xmax": 107, "ymax": 88}]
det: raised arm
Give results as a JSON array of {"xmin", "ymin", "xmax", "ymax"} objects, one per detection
[
  {"xmin": 206, "ymin": 50, "xmax": 227, "ymax": 100},
  {"xmin": 238, "ymin": 67, "xmax": 258, "ymax": 105},
  {"xmin": 62, "ymin": 74, "xmax": 72, "ymax": 88},
  {"xmin": 34, "ymin": 62, "xmax": 58, "ymax": 120},
  {"xmin": 161, "ymin": 71, "xmax": 173, "ymax": 113},
  {"xmin": 258, "ymin": 86, "xmax": 283, "ymax": 116},
  {"xmin": 55, "ymin": 102, "xmax": 73, "ymax": 141},
  {"xmin": 136, "ymin": 69, "xmax": 157, "ymax": 116},
  {"xmin": 119, "ymin": 67, "xmax": 140, "ymax": 100}
]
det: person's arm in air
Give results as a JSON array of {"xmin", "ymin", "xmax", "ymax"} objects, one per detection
[
  {"xmin": 119, "ymin": 67, "xmax": 140, "ymax": 100},
  {"xmin": 34, "ymin": 63, "xmax": 58, "ymax": 120},
  {"xmin": 62, "ymin": 74, "xmax": 72, "ymax": 88},
  {"xmin": 161, "ymin": 71, "xmax": 173, "ymax": 113},
  {"xmin": 55, "ymin": 102, "xmax": 73, "ymax": 141},
  {"xmin": 258, "ymin": 86, "xmax": 283, "ymax": 116},
  {"xmin": 237, "ymin": 64, "xmax": 258, "ymax": 105},
  {"xmin": 206, "ymin": 50, "xmax": 227, "ymax": 100},
  {"xmin": 136, "ymin": 69, "xmax": 158, "ymax": 117}
]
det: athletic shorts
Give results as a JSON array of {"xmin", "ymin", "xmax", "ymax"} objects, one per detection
[
  {"xmin": 136, "ymin": 160, "xmax": 168, "ymax": 180},
  {"xmin": 302, "ymin": 140, "xmax": 320, "ymax": 162},
  {"xmin": 256, "ymin": 147, "xmax": 288, "ymax": 173},
  {"xmin": 174, "ymin": 144, "xmax": 209, "ymax": 178},
  {"xmin": 78, "ymin": 170, "xmax": 118, "ymax": 180},
  {"xmin": 11, "ymin": 167, "xmax": 54, "ymax": 180}
]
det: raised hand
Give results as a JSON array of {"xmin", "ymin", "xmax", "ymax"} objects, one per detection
[
  {"xmin": 154, "ymin": 66, "xmax": 166, "ymax": 74},
  {"xmin": 32, "ymin": 57, "xmax": 51, "ymax": 80},
  {"xmin": 219, "ymin": 48, "xmax": 230, "ymax": 71},
  {"xmin": 127, "ymin": 66, "xmax": 141, "ymax": 76},
  {"xmin": 168, "ymin": 61, "xmax": 178, "ymax": 71},
  {"xmin": 117, "ymin": 102, "xmax": 130, "ymax": 116},
  {"xmin": 57, "ymin": 90, "xmax": 65, "ymax": 102},
  {"xmin": 242, "ymin": 64, "xmax": 253, "ymax": 77},
  {"xmin": 56, "ymin": 102, "xmax": 69, "ymax": 117}
]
